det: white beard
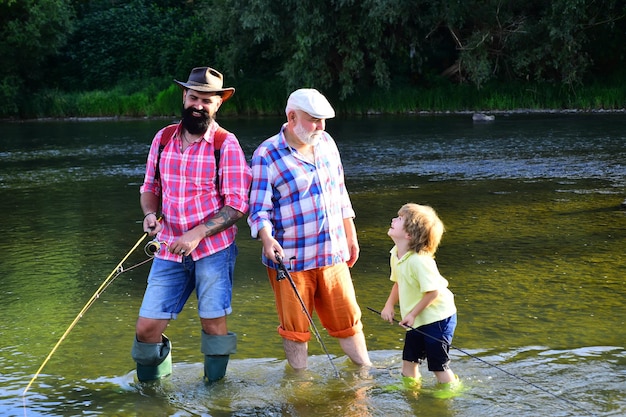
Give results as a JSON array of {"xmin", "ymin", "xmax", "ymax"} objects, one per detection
[{"xmin": 293, "ymin": 123, "xmax": 322, "ymax": 146}]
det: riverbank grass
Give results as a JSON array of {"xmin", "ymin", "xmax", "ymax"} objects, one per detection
[{"xmin": 20, "ymin": 78, "xmax": 626, "ymax": 119}]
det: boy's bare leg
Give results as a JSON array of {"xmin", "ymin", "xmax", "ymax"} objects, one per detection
[
  {"xmin": 401, "ymin": 360, "xmax": 421, "ymax": 378},
  {"xmin": 434, "ymin": 369, "xmax": 456, "ymax": 383}
]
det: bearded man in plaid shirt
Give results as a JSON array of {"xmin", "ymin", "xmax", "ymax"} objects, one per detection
[{"xmin": 133, "ymin": 67, "xmax": 251, "ymax": 383}]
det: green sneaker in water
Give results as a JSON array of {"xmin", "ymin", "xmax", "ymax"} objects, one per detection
[
  {"xmin": 432, "ymin": 375, "xmax": 463, "ymax": 399},
  {"xmin": 383, "ymin": 376, "xmax": 422, "ymax": 392}
]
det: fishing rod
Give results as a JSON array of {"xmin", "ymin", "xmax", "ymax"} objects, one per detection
[
  {"xmin": 367, "ymin": 307, "xmax": 597, "ymax": 417},
  {"xmin": 23, "ymin": 231, "xmax": 153, "ymax": 396},
  {"xmin": 275, "ymin": 253, "xmax": 341, "ymax": 378}
]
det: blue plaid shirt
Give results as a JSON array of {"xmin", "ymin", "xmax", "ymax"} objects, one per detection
[{"xmin": 247, "ymin": 123, "xmax": 355, "ymax": 271}]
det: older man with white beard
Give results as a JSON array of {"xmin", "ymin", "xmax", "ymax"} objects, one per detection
[{"xmin": 248, "ymin": 89, "xmax": 371, "ymax": 371}]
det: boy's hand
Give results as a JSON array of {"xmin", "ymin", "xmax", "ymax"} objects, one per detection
[
  {"xmin": 380, "ymin": 306, "xmax": 395, "ymax": 323},
  {"xmin": 399, "ymin": 314, "xmax": 416, "ymax": 329}
]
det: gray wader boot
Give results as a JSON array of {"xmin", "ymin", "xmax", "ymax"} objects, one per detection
[
  {"xmin": 131, "ymin": 334, "xmax": 172, "ymax": 382},
  {"xmin": 201, "ymin": 331, "xmax": 237, "ymax": 383}
]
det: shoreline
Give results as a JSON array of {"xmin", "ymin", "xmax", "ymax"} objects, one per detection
[{"xmin": 2, "ymin": 107, "xmax": 626, "ymax": 123}]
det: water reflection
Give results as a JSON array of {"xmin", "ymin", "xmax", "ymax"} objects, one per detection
[
  {"xmin": 0, "ymin": 114, "xmax": 624, "ymax": 416},
  {"xmin": 13, "ymin": 347, "xmax": 623, "ymax": 416},
  {"xmin": 333, "ymin": 114, "xmax": 626, "ymax": 184}
]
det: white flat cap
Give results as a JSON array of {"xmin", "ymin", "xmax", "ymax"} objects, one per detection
[{"xmin": 285, "ymin": 88, "xmax": 335, "ymax": 119}]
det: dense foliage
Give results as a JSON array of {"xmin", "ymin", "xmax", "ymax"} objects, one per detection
[{"xmin": 1, "ymin": 0, "xmax": 625, "ymax": 118}]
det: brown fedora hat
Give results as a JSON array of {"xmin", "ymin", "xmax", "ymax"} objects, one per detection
[{"xmin": 174, "ymin": 67, "xmax": 235, "ymax": 102}]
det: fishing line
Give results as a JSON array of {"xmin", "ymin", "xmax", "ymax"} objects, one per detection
[
  {"xmin": 274, "ymin": 253, "xmax": 341, "ymax": 379},
  {"xmin": 367, "ymin": 307, "xmax": 597, "ymax": 417},
  {"xmin": 23, "ymin": 231, "xmax": 153, "ymax": 396}
]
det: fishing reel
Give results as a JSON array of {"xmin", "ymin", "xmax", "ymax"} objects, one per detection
[
  {"xmin": 144, "ymin": 239, "xmax": 167, "ymax": 257},
  {"xmin": 274, "ymin": 252, "xmax": 295, "ymax": 281},
  {"xmin": 276, "ymin": 268, "xmax": 287, "ymax": 281}
]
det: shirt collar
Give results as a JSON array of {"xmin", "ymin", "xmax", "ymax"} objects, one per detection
[
  {"xmin": 390, "ymin": 245, "xmax": 415, "ymax": 263},
  {"xmin": 278, "ymin": 123, "xmax": 290, "ymax": 150}
]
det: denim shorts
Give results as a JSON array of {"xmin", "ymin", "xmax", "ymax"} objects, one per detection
[
  {"xmin": 139, "ymin": 244, "xmax": 237, "ymax": 320},
  {"xmin": 402, "ymin": 313, "xmax": 457, "ymax": 371}
]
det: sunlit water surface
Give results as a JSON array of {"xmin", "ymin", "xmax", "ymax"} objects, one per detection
[{"xmin": 0, "ymin": 114, "xmax": 624, "ymax": 416}]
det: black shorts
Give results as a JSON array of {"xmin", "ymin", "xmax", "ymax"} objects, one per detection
[{"xmin": 402, "ymin": 314, "xmax": 457, "ymax": 372}]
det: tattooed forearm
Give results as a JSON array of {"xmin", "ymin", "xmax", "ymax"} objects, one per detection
[{"xmin": 203, "ymin": 205, "xmax": 244, "ymax": 237}]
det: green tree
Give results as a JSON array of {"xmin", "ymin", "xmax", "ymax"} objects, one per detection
[
  {"xmin": 201, "ymin": 0, "xmax": 430, "ymax": 100},
  {"xmin": 0, "ymin": 0, "xmax": 75, "ymax": 116},
  {"xmin": 200, "ymin": 0, "xmax": 626, "ymax": 97},
  {"xmin": 4, "ymin": 0, "xmax": 626, "ymax": 117},
  {"xmin": 52, "ymin": 0, "xmax": 208, "ymax": 92},
  {"xmin": 421, "ymin": 0, "xmax": 626, "ymax": 88},
  {"xmin": 507, "ymin": 0, "xmax": 626, "ymax": 88}
]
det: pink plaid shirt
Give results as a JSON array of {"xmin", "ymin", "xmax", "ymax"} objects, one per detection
[{"xmin": 140, "ymin": 122, "xmax": 251, "ymax": 262}]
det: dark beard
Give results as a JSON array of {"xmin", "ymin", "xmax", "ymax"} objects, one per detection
[{"xmin": 181, "ymin": 106, "xmax": 213, "ymax": 135}]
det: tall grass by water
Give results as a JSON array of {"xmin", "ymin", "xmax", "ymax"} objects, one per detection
[{"xmin": 19, "ymin": 77, "xmax": 626, "ymax": 120}]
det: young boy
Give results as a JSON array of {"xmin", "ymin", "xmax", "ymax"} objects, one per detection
[{"xmin": 380, "ymin": 203, "xmax": 458, "ymax": 390}]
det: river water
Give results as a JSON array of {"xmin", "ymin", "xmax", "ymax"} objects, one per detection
[{"xmin": 0, "ymin": 113, "xmax": 624, "ymax": 417}]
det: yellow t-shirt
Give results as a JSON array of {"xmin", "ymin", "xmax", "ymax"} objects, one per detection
[{"xmin": 389, "ymin": 246, "xmax": 457, "ymax": 328}]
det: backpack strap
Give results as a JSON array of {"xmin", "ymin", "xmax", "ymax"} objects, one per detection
[
  {"xmin": 154, "ymin": 124, "xmax": 178, "ymax": 182},
  {"xmin": 154, "ymin": 124, "xmax": 230, "ymax": 183},
  {"xmin": 213, "ymin": 127, "xmax": 230, "ymax": 188},
  {"xmin": 213, "ymin": 127, "xmax": 229, "ymax": 160}
]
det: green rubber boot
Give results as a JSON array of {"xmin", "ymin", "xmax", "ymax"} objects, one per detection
[
  {"xmin": 131, "ymin": 335, "xmax": 172, "ymax": 382},
  {"xmin": 201, "ymin": 331, "xmax": 237, "ymax": 383},
  {"xmin": 383, "ymin": 375, "xmax": 422, "ymax": 392},
  {"xmin": 433, "ymin": 374, "xmax": 463, "ymax": 399}
]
